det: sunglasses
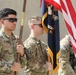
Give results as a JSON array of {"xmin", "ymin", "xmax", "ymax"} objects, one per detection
[
  {"xmin": 3, "ymin": 18, "xmax": 17, "ymax": 22},
  {"xmin": 34, "ymin": 24, "xmax": 43, "ymax": 28}
]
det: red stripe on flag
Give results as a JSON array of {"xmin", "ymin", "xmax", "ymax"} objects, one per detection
[
  {"xmin": 45, "ymin": 0, "xmax": 61, "ymax": 11},
  {"xmin": 71, "ymin": 43, "xmax": 76, "ymax": 54},
  {"xmin": 60, "ymin": 0, "xmax": 67, "ymax": 13},
  {"xmin": 40, "ymin": 0, "xmax": 42, "ymax": 7},
  {"xmin": 65, "ymin": 0, "xmax": 76, "ymax": 28},
  {"xmin": 65, "ymin": 21, "xmax": 74, "ymax": 40}
]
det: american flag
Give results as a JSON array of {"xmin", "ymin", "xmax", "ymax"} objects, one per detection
[{"xmin": 45, "ymin": 0, "xmax": 76, "ymax": 57}]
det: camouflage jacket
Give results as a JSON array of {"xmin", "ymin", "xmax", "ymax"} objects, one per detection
[
  {"xmin": 23, "ymin": 35, "xmax": 48, "ymax": 73},
  {"xmin": 58, "ymin": 35, "xmax": 76, "ymax": 75},
  {"xmin": 0, "ymin": 29, "xmax": 26, "ymax": 74}
]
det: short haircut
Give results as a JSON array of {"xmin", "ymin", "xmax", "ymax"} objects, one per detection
[
  {"xmin": 28, "ymin": 16, "xmax": 42, "ymax": 25},
  {"xmin": 0, "ymin": 8, "xmax": 17, "ymax": 20}
]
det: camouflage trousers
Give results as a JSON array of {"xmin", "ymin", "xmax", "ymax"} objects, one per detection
[{"xmin": 24, "ymin": 70, "xmax": 47, "ymax": 75}]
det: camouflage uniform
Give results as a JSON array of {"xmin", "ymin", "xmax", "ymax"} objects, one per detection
[
  {"xmin": 0, "ymin": 29, "xmax": 26, "ymax": 75},
  {"xmin": 58, "ymin": 35, "xmax": 76, "ymax": 75},
  {"xmin": 23, "ymin": 35, "xmax": 48, "ymax": 75}
]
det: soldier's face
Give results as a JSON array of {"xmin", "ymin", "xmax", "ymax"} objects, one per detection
[
  {"xmin": 2, "ymin": 14, "xmax": 17, "ymax": 31},
  {"xmin": 34, "ymin": 21, "xmax": 44, "ymax": 35}
]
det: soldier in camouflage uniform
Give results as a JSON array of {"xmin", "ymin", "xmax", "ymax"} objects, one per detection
[
  {"xmin": 0, "ymin": 8, "xmax": 26, "ymax": 75},
  {"xmin": 58, "ymin": 35, "xmax": 76, "ymax": 75},
  {"xmin": 23, "ymin": 16, "xmax": 52, "ymax": 75}
]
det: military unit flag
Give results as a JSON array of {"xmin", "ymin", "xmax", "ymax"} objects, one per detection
[{"xmin": 41, "ymin": 0, "xmax": 60, "ymax": 74}]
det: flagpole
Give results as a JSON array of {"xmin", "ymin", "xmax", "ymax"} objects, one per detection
[
  {"xmin": 15, "ymin": 0, "xmax": 27, "ymax": 75},
  {"xmin": 18, "ymin": 0, "xmax": 26, "ymax": 44}
]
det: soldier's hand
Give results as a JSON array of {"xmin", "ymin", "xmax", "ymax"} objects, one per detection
[
  {"xmin": 46, "ymin": 49, "xmax": 50, "ymax": 57},
  {"xmin": 17, "ymin": 44, "xmax": 24, "ymax": 56},
  {"xmin": 46, "ymin": 62, "xmax": 52, "ymax": 70},
  {"xmin": 11, "ymin": 62, "xmax": 21, "ymax": 71}
]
